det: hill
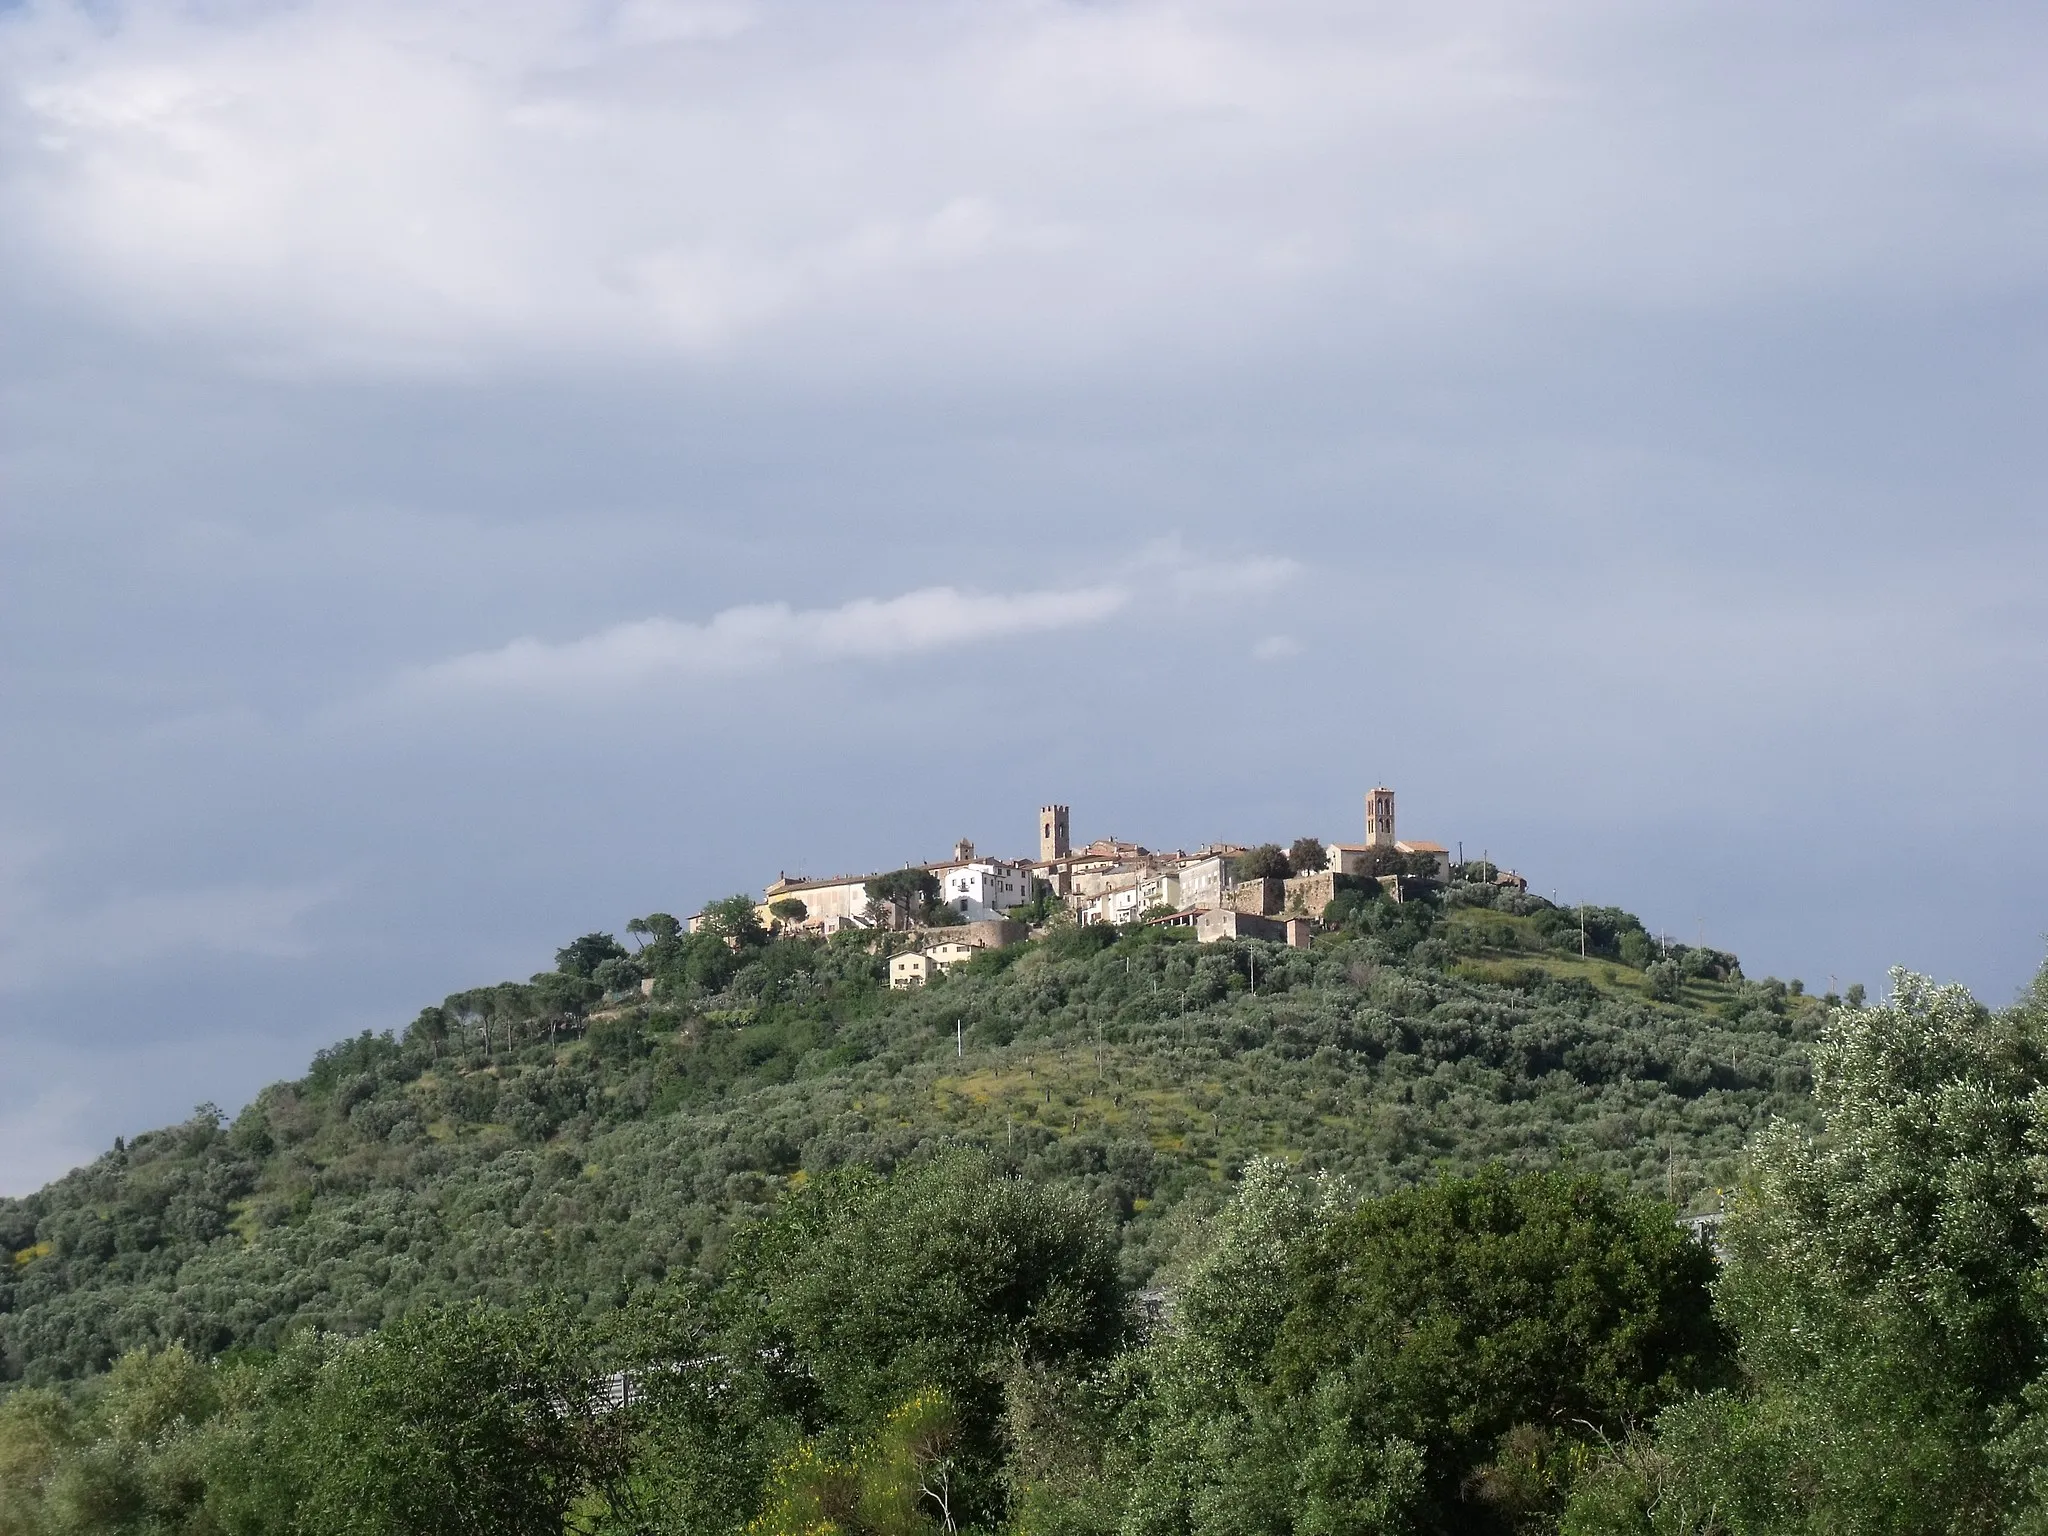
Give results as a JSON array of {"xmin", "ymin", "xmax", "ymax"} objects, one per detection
[{"xmin": 0, "ymin": 878, "xmax": 1823, "ymax": 1387}]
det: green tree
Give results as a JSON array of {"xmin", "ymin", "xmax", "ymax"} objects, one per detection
[
  {"xmin": 557, "ymin": 933, "xmax": 630, "ymax": 978},
  {"xmin": 0, "ymin": 1344, "xmax": 231, "ymax": 1536},
  {"xmin": 865, "ymin": 869, "xmax": 941, "ymax": 926},
  {"xmin": 1644, "ymin": 959, "xmax": 1683, "ymax": 1002},
  {"xmin": 627, "ymin": 912, "xmax": 683, "ymax": 956},
  {"xmin": 768, "ymin": 898, "xmax": 808, "ymax": 925},
  {"xmin": 1123, "ymin": 1161, "xmax": 1726, "ymax": 1535},
  {"xmin": 1287, "ymin": 839, "xmax": 1329, "ymax": 874},
  {"xmin": 288, "ymin": 1302, "xmax": 608, "ymax": 1536},
  {"xmin": 1012, "ymin": 879, "xmax": 1061, "ymax": 927},
  {"xmin": 1576, "ymin": 967, "xmax": 2048, "ymax": 1535},
  {"xmin": 591, "ymin": 955, "xmax": 645, "ymax": 995},
  {"xmin": 699, "ymin": 895, "xmax": 768, "ymax": 947},
  {"xmin": 727, "ymin": 1152, "xmax": 1127, "ymax": 1529},
  {"xmin": 1234, "ymin": 845, "xmax": 1291, "ymax": 882}
]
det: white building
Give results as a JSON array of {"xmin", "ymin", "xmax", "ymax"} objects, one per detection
[
  {"xmin": 1174, "ymin": 854, "xmax": 1233, "ymax": 911},
  {"xmin": 930, "ymin": 857, "xmax": 1034, "ymax": 921},
  {"xmin": 1082, "ymin": 870, "xmax": 1182, "ymax": 926}
]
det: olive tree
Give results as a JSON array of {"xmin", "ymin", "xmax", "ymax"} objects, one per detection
[{"xmin": 1569, "ymin": 967, "xmax": 2048, "ymax": 1535}]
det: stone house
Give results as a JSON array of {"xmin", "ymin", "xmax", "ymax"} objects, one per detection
[
  {"xmin": 887, "ymin": 926, "xmax": 1022, "ymax": 989},
  {"xmin": 889, "ymin": 952, "xmax": 936, "ymax": 989}
]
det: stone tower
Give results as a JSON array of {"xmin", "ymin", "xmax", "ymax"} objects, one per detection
[
  {"xmin": 1364, "ymin": 786, "xmax": 1396, "ymax": 848},
  {"xmin": 1039, "ymin": 804, "xmax": 1071, "ymax": 862}
]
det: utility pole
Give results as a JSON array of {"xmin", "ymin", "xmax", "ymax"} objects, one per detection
[
  {"xmin": 1580, "ymin": 903, "xmax": 1587, "ymax": 957},
  {"xmin": 957, "ymin": 1017, "xmax": 964, "ymax": 1060}
]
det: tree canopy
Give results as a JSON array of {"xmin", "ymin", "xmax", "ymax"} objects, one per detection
[
  {"xmin": 1287, "ymin": 837, "xmax": 1329, "ymax": 873},
  {"xmin": 556, "ymin": 932, "xmax": 629, "ymax": 978},
  {"xmin": 1234, "ymin": 844, "xmax": 1291, "ymax": 881}
]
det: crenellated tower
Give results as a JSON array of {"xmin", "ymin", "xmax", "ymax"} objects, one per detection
[{"xmin": 1039, "ymin": 804, "xmax": 1071, "ymax": 862}]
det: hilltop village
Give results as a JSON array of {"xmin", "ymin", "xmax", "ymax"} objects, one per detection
[{"xmin": 690, "ymin": 787, "xmax": 1526, "ymax": 988}]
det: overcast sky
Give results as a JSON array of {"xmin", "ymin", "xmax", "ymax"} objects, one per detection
[{"xmin": 4, "ymin": 0, "xmax": 2046, "ymax": 1193}]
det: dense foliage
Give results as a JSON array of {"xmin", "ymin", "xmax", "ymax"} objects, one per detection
[
  {"xmin": 1080, "ymin": 1162, "xmax": 1728, "ymax": 1535},
  {"xmin": 1563, "ymin": 965, "xmax": 2048, "ymax": 1535},
  {"xmin": 6, "ymin": 857, "xmax": 2046, "ymax": 1532},
  {"xmin": 1, "ymin": 882, "xmax": 1815, "ymax": 1389},
  {"xmin": 0, "ymin": 1154, "xmax": 1722, "ymax": 1535}
]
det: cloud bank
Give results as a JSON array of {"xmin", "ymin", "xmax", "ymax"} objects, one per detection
[{"xmin": 7, "ymin": 1, "xmax": 2044, "ymax": 372}]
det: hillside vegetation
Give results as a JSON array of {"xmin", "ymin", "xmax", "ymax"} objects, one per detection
[
  {"xmin": 2, "ymin": 878, "xmax": 1816, "ymax": 1387},
  {"xmin": 6, "ymin": 875, "xmax": 2048, "ymax": 1533}
]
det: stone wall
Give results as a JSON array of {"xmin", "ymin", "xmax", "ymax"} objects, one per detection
[
  {"xmin": 1231, "ymin": 877, "xmax": 1285, "ymax": 916},
  {"xmin": 917, "ymin": 917, "xmax": 1027, "ymax": 950},
  {"xmin": 1196, "ymin": 908, "xmax": 1287, "ymax": 943},
  {"xmin": 1282, "ymin": 871, "xmax": 1369, "ymax": 917}
]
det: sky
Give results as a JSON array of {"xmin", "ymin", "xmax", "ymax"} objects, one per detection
[{"xmin": 3, "ymin": 0, "xmax": 2047, "ymax": 1194}]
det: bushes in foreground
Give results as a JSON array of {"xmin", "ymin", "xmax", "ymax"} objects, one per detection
[{"xmin": 0, "ymin": 1155, "xmax": 1719, "ymax": 1535}]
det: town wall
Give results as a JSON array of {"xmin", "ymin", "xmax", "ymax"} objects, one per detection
[
  {"xmin": 1282, "ymin": 871, "xmax": 1369, "ymax": 918},
  {"xmin": 1195, "ymin": 908, "xmax": 1287, "ymax": 943},
  {"xmin": 1231, "ymin": 877, "xmax": 1285, "ymax": 916}
]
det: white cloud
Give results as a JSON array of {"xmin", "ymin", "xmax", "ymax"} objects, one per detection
[
  {"xmin": 386, "ymin": 548, "xmax": 1298, "ymax": 697},
  {"xmin": 400, "ymin": 581, "xmax": 1128, "ymax": 694},
  {"xmin": 1252, "ymin": 634, "xmax": 1302, "ymax": 661},
  {"xmin": 5, "ymin": 2, "xmax": 2043, "ymax": 372}
]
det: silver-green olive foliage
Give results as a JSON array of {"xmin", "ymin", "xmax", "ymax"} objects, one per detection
[{"xmin": 1580, "ymin": 968, "xmax": 2048, "ymax": 1536}]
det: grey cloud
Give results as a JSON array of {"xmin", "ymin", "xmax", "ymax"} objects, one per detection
[{"xmin": 5, "ymin": 2, "xmax": 2045, "ymax": 374}]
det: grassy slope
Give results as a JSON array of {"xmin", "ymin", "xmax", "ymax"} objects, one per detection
[{"xmin": 1, "ymin": 914, "xmax": 1821, "ymax": 1386}]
